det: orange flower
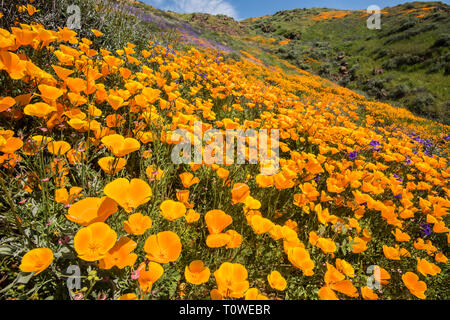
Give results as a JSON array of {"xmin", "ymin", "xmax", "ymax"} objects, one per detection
[
  {"xmin": 392, "ymin": 228, "xmax": 411, "ymax": 242},
  {"xmin": 383, "ymin": 245, "xmax": 401, "ymax": 260},
  {"xmin": 206, "ymin": 233, "xmax": 231, "ymax": 248},
  {"xmin": 145, "ymin": 165, "xmax": 164, "ymax": 181},
  {"xmin": 205, "ymin": 210, "xmax": 232, "ymax": 234},
  {"xmin": 416, "ymin": 258, "xmax": 441, "ymax": 276},
  {"xmin": 231, "ymin": 183, "xmax": 250, "ymax": 204},
  {"xmin": 104, "ymin": 178, "xmax": 152, "ymax": 213},
  {"xmin": 185, "ymin": 260, "xmax": 210, "ymax": 285},
  {"xmin": 101, "ymin": 134, "xmax": 140, "ymax": 157},
  {"xmin": 24, "ymin": 102, "xmax": 56, "ymax": 118},
  {"xmin": 267, "ymin": 271, "xmax": 287, "ymax": 291},
  {"xmin": 117, "ymin": 293, "xmax": 138, "ymax": 300},
  {"xmin": 123, "ymin": 212, "xmax": 152, "ymax": 235},
  {"xmin": 225, "ymin": 229, "xmax": 242, "ymax": 249},
  {"xmin": 255, "ymin": 174, "xmax": 273, "ymax": 188},
  {"xmin": 250, "ymin": 215, "xmax": 274, "ymax": 234},
  {"xmin": 176, "ymin": 190, "xmax": 194, "ymax": 209},
  {"xmin": 98, "ymin": 157, "xmax": 127, "ymax": 175},
  {"xmin": 214, "ymin": 262, "xmax": 249, "ymax": 298},
  {"xmin": 361, "ymin": 286, "xmax": 379, "ymax": 300},
  {"xmin": 349, "ymin": 236, "xmax": 368, "ymax": 253},
  {"xmin": 99, "ymin": 237, "xmax": 137, "ymax": 269},
  {"xmin": 47, "ymin": 141, "xmax": 71, "ymax": 155},
  {"xmin": 316, "ymin": 237, "xmax": 337, "ymax": 254},
  {"xmin": 402, "ymin": 272, "xmax": 427, "ymax": 299},
  {"xmin": 185, "ymin": 209, "xmax": 200, "ymax": 223},
  {"xmin": 74, "ymin": 222, "xmax": 117, "ymax": 261},
  {"xmin": 0, "ymin": 96, "xmax": 16, "ymax": 112},
  {"xmin": 66, "ymin": 196, "xmax": 118, "ymax": 226},
  {"xmin": 318, "ymin": 285, "xmax": 339, "ymax": 300},
  {"xmin": 244, "ymin": 288, "xmax": 269, "ymax": 300},
  {"xmin": 19, "ymin": 248, "xmax": 53, "ymax": 275},
  {"xmin": 160, "ymin": 200, "xmax": 186, "ymax": 221},
  {"xmin": 137, "ymin": 262, "xmax": 164, "ymax": 293},
  {"xmin": 55, "ymin": 186, "xmax": 83, "ymax": 205},
  {"xmin": 287, "ymin": 247, "xmax": 314, "ymax": 276},
  {"xmin": 335, "ymin": 259, "xmax": 355, "ymax": 278},
  {"xmin": 179, "ymin": 172, "xmax": 200, "ymax": 188},
  {"xmin": 144, "ymin": 231, "xmax": 182, "ymax": 263}
]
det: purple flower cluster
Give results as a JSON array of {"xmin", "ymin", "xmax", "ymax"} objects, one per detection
[
  {"xmin": 369, "ymin": 140, "xmax": 382, "ymax": 151},
  {"xmin": 420, "ymin": 223, "xmax": 432, "ymax": 236},
  {"xmin": 348, "ymin": 150, "xmax": 358, "ymax": 160}
]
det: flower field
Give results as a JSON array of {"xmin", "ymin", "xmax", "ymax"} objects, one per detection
[{"xmin": 0, "ymin": 1, "xmax": 449, "ymax": 300}]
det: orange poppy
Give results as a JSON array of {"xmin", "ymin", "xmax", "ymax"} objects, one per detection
[
  {"xmin": 74, "ymin": 222, "xmax": 117, "ymax": 261},
  {"xmin": 250, "ymin": 215, "xmax": 274, "ymax": 234},
  {"xmin": 24, "ymin": 102, "xmax": 56, "ymax": 118},
  {"xmin": 137, "ymin": 262, "xmax": 164, "ymax": 293},
  {"xmin": 416, "ymin": 258, "xmax": 441, "ymax": 276},
  {"xmin": 99, "ymin": 236, "xmax": 137, "ymax": 269},
  {"xmin": 206, "ymin": 233, "xmax": 231, "ymax": 248},
  {"xmin": 123, "ymin": 212, "xmax": 152, "ymax": 235},
  {"xmin": 361, "ymin": 286, "xmax": 379, "ymax": 300},
  {"xmin": 214, "ymin": 262, "xmax": 249, "ymax": 298},
  {"xmin": 244, "ymin": 288, "xmax": 269, "ymax": 300},
  {"xmin": 231, "ymin": 183, "xmax": 250, "ymax": 204},
  {"xmin": 101, "ymin": 134, "xmax": 140, "ymax": 157},
  {"xmin": 185, "ymin": 209, "xmax": 200, "ymax": 223},
  {"xmin": 287, "ymin": 247, "xmax": 314, "ymax": 276},
  {"xmin": 225, "ymin": 229, "xmax": 242, "ymax": 249},
  {"xmin": 66, "ymin": 196, "xmax": 117, "ymax": 226},
  {"xmin": 98, "ymin": 157, "xmax": 127, "ymax": 175},
  {"xmin": 144, "ymin": 231, "xmax": 182, "ymax": 263},
  {"xmin": 19, "ymin": 248, "xmax": 53, "ymax": 275},
  {"xmin": 402, "ymin": 272, "xmax": 427, "ymax": 299},
  {"xmin": 267, "ymin": 271, "xmax": 287, "ymax": 291},
  {"xmin": 104, "ymin": 178, "xmax": 152, "ymax": 213},
  {"xmin": 160, "ymin": 200, "xmax": 186, "ymax": 221},
  {"xmin": 205, "ymin": 210, "xmax": 232, "ymax": 234},
  {"xmin": 185, "ymin": 260, "xmax": 210, "ymax": 285},
  {"xmin": 179, "ymin": 172, "xmax": 200, "ymax": 188},
  {"xmin": 47, "ymin": 141, "xmax": 71, "ymax": 155}
]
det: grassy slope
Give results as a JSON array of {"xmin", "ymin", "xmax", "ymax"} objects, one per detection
[{"xmin": 156, "ymin": 2, "xmax": 450, "ymax": 124}]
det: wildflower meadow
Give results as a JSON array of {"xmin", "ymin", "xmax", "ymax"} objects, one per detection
[{"xmin": 0, "ymin": 0, "xmax": 448, "ymax": 302}]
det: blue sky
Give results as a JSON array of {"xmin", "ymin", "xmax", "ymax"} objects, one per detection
[{"xmin": 143, "ymin": 0, "xmax": 449, "ymax": 20}]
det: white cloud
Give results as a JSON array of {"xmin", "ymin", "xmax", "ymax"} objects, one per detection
[{"xmin": 148, "ymin": 0, "xmax": 238, "ymax": 19}]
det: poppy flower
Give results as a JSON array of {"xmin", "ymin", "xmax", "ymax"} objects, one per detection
[
  {"xmin": 206, "ymin": 233, "xmax": 231, "ymax": 248},
  {"xmin": 225, "ymin": 230, "xmax": 242, "ymax": 249},
  {"xmin": 250, "ymin": 215, "xmax": 274, "ymax": 235},
  {"xmin": 101, "ymin": 134, "xmax": 140, "ymax": 157},
  {"xmin": 74, "ymin": 222, "xmax": 117, "ymax": 261},
  {"xmin": 231, "ymin": 183, "xmax": 250, "ymax": 204},
  {"xmin": 144, "ymin": 231, "xmax": 182, "ymax": 263},
  {"xmin": 19, "ymin": 248, "xmax": 53, "ymax": 275},
  {"xmin": 137, "ymin": 262, "xmax": 164, "ymax": 293},
  {"xmin": 316, "ymin": 237, "xmax": 337, "ymax": 254},
  {"xmin": 287, "ymin": 247, "xmax": 314, "ymax": 276},
  {"xmin": 361, "ymin": 286, "xmax": 379, "ymax": 300},
  {"xmin": 99, "ymin": 237, "xmax": 137, "ymax": 269},
  {"xmin": 146, "ymin": 165, "xmax": 164, "ymax": 181},
  {"xmin": 179, "ymin": 172, "xmax": 200, "ymax": 188},
  {"xmin": 185, "ymin": 260, "xmax": 210, "ymax": 285},
  {"xmin": 318, "ymin": 285, "xmax": 339, "ymax": 300},
  {"xmin": 98, "ymin": 157, "xmax": 127, "ymax": 175},
  {"xmin": 185, "ymin": 209, "xmax": 200, "ymax": 223},
  {"xmin": 176, "ymin": 190, "xmax": 194, "ymax": 209},
  {"xmin": 402, "ymin": 272, "xmax": 427, "ymax": 299},
  {"xmin": 383, "ymin": 245, "xmax": 401, "ymax": 260},
  {"xmin": 214, "ymin": 262, "xmax": 249, "ymax": 298},
  {"xmin": 205, "ymin": 210, "xmax": 232, "ymax": 234},
  {"xmin": 0, "ymin": 96, "xmax": 16, "ymax": 112},
  {"xmin": 117, "ymin": 293, "xmax": 138, "ymax": 300},
  {"xmin": 160, "ymin": 200, "xmax": 186, "ymax": 221},
  {"xmin": 24, "ymin": 102, "xmax": 56, "ymax": 118},
  {"xmin": 66, "ymin": 196, "xmax": 118, "ymax": 226},
  {"xmin": 123, "ymin": 212, "xmax": 152, "ymax": 235},
  {"xmin": 104, "ymin": 178, "xmax": 152, "ymax": 213},
  {"xmin": 349, "ymin": 236, "xmax": 368, "ymax": 253},
  {"xmin": 267, "ymin": 271, "xmax": 287, "ymax": 291},
  {"xmin": 55, "ymin": 186, "xmax": 83, "ymax": 205},
  {"xmin": 335, "ymin": 259, "xmax": 355, "ymax": 278},
  {"xmin": 416, "ymin": 258, "xmax": 441, "ymax": 276},
  {"xmin": 38, "ymin": 84, "xmax": 63, "ymax": 101},
  {"xmin": 244, "ymin": 288, "xmax": 269, "ymax": 300},
  {"xmin": 47, "ymin": 141, "xmax": 71, "ymax": 155}
]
